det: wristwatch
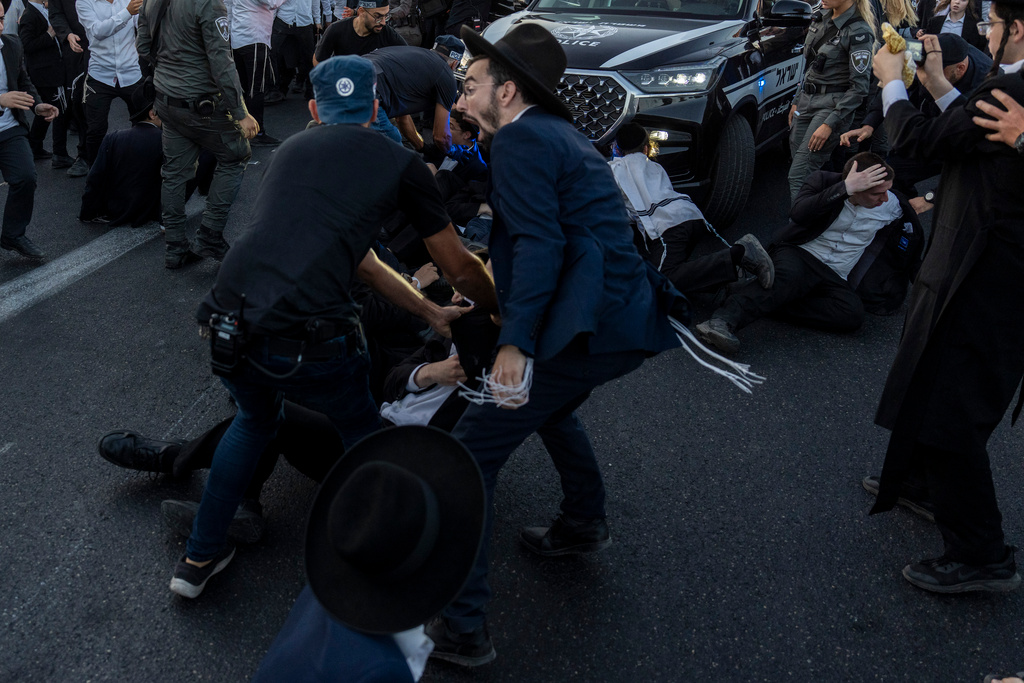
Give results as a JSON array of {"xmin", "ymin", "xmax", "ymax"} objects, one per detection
[
  {"xmin": 924, "ymin": 191, "xmax": 935, "ymax": 203},
  {"xmin": 1015, "ymin": 131, "xmax": 1024, "ymax": 156}
]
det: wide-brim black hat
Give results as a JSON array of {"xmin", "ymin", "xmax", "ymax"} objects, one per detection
[
  {"xmin": 460, "ymin": 23, "xmax": 572, "ymax": 122},
  {"xmin": 129, "ymin": 77, "xmax": 155, "ymax": 123},
  {"xmin": 305, "ymin": 425, "xmax": 485, "ymax": 635}
]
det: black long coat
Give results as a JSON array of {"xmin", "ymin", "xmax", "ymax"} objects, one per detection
[
  {"xmin": 18, "ymin": 2, "xmax": 65, "ymax": 89},
  {"xmin": 872, "ymin": 71, "xmax": 1024, "ymax": 512}
]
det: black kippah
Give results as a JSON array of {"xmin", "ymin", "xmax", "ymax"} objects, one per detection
[{"xmin": 615, "ymin": 122, "xmax": 648, "ymax": 153}]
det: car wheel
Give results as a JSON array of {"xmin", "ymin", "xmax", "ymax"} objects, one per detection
[{"xmin": 702, "ymin": 115, "xmax": 755, "ymax": 229}]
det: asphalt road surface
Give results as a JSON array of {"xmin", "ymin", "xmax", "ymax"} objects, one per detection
[{"xmin": 1, "ymin": 98, "xmax": 1021, "ymax": 683}]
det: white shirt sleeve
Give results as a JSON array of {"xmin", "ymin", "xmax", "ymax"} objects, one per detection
[
  {"xmin": 934, "ymin": 88, "xmax": 963, "ymax": 112},
  {"xmin": 407, "ymin": 363, "xmax": 429, "ymax": 392},
  {"xmin": 881, "ymin": 80, "xmax": 910, "ymax": 116}
]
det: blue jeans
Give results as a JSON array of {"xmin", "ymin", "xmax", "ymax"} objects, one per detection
[
  {"xmin": 371, "ymin": 105, "xmax": 403, "ymax": 145},
  {"xmin": 186, "ymin": 334, "xmax": 382, "ymax": 561},
  {"xmin": 442, "ymin": 345, "xmax": 647, "ymax": 632}
]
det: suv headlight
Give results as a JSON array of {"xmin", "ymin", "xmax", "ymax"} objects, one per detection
[{"xmin": 621, "ymin": 57, "xmax": 725, "ymax": 95}]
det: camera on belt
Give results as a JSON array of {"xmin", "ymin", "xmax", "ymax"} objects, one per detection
[{"xmin": 208, "ymin": 311, "xmax": 245, "ymax": 376}]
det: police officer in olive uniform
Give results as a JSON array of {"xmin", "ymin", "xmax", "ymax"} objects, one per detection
[
  {"xmin": 787, "ymin": 0, "xmax": 875, "ymax": 202},
  {"xmin": 137, "ymin": 0, "xmax": 260, "ymax": 269}
]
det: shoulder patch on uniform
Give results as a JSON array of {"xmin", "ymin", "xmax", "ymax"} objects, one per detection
[
  {"xmin": 853, "ymin": 33, "xmax": 871, "ymax": 43},
  {"xmin": 852, "ymin": 50, "xmax": 871, "ymax": 73},
  {"xmin": 216, "ymin": 16, "xmax": 230, "ymax": 42}
]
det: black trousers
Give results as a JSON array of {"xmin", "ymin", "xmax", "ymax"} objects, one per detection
[
  {"xmin": 271, "ymin": 19, "xmax": 314, "ymax": 98},
  {"xmin": 84, "ymin": 76, "xmax": 142, "ymax": 164},
  {"xmin": 714, "ymin": 244, "xmax": 864, "ymax": 332},
  {"xmin": 29, "ymin": 85, "xmax": 69, "ymax": 157},
  {"xmin": 911, "ymin": 442, "xmax": 1007, "ymax": 564},
  {"xmin": 234, "ymin": 43, "xmax": 273, "ymax": 133},
  {"xmin": 0, "ymin": 129, "xmax": 37, "ymax": 240},
  {"xmin": 634, "ymin": 219, "xmax": 738, "ymax": 295},
  {"xmin": 171, "ymin": 400, "xmax": 344, "ymax": 500}
]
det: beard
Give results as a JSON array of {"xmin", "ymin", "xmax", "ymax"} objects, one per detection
[{"xmin": 471, "ymin": 93, "xmax": 502, "ymax": 144}]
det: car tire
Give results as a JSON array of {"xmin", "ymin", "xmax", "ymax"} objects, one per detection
[{"xmin": 702, "ymin": 114, "xmax": 755, "ymax": 229}]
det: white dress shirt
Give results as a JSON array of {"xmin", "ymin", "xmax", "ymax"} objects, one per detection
[
  {"xmin": 799, "ymin": 193, "xmax": 903, "ymax": 280},
  {"xmin": 274, "ymin": 0, "xmax": 318, "ymax": 27},
  {"xmin": 939, "ymin": 14, "xmax": 965, "ymax": 35},
  {"xmin": 230, "ymin": 0, "xmax": 285, "ymax": 48},
  {"xmin": 76, "ymin": 0, "xmax": 142, "ymax": 87},
  {"xmin": 0, "ymin": 39, "xmax": 20, "ymax": 134},
  {"xmin": 3, "ymin": 0, "xmax": 25, "ymax": 36}
]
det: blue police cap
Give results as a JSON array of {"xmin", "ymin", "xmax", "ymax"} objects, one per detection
[{"xmin": 310, "ymin": 56, "xmax": 377, "ymax": 126}]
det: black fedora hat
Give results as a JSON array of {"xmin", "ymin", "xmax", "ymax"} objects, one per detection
[
  {"xmin": 305, "ymin": 425, "xmax": 485, "ymax": 635},
  {"xmin": 129, "ymin": 77, "xmax": 155, "ymax": 124},
  {"xmin": 460, "ymin": 23, "xmax": 572, "ymax": 122}
]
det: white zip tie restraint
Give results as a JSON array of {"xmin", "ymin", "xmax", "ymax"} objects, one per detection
[
  {"xmin": 459, "ymin": 357, "xmax": 535, "ymax": 407},
  {"xmin": 669, "ymin": 317, "xmax": 765, "ymax": 394}
]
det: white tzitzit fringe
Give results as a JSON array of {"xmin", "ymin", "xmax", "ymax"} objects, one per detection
[
  {"xmin": 459, "ymin": 358, "xmax": 535, "ymax": 407},
  {"xmin": 669, "ymin": 317, "xmax": 765, "ymax": 394}
]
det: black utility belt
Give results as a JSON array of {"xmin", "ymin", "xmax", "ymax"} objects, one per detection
[
  {"xmin": 803, "ymin": 82, "xmax": 845, "ymax": 95},
  {"xmin": 256, "ymin": 326, "xmax": 364, "ymax": 361},
  {"xmin": 156, "ymin": 91, "xmax": 221, "ymax": 115}
]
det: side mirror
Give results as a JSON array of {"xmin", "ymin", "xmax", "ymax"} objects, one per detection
[{"xmin": 763, "ymin": 0, "xmax": 813, "ymax": 24}]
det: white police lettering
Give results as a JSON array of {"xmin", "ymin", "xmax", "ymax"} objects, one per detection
[
  {"xmin": 216, "ymin": 16, "xmax": 230, "ymax": 42},
  {"xmin": 551, "ymin": 24, "xmax": 618, "ymax": 48},
  {"xmin": 337, "ymin": 78, "xmax": 355, "ymax": 97}
]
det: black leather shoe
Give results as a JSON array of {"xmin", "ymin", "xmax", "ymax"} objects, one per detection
[
  {"xmin": 520, "ymin": 513, "xmax": 611, "ymax": 557},
  {"xmin": 96, "ymin": 430, "xmax": 183, "ymax": 474},
  {"xmin": 425, "ymin": 617, "xmax": 496, "ymax": 667},
  {"xmin": 1, "ymin": 234, "xmax": 45, "ymax": 260}
]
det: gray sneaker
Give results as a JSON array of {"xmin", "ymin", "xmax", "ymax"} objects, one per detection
[
  {"xmin": 695, "ymin": 318, "xmax": 740, "ymax": 354},
  {"xmin": 161, "ymin": 498, "xmax": 266, "ymax": 545},
  {"xmin": 735, "ymin": 234, "xmax": 774, "ymax": 289},
  {"xmin": 861, "ymin": 475, "xmax": 935, "ymax": 522},
  {"xmin": 66, "ymin": 157, "xmax": 90, "ymax": 178}
]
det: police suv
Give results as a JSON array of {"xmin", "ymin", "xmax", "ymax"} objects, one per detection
[{"xmin": 471, "ymin": 0, "xmax": 814, "ymax": 227}]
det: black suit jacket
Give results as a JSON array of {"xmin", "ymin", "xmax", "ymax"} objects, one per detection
[
  {"xmin": 18, "ymin": 3, "xmax": 65, "ymax": 88},
  {"xmin": 924, "ymin": 13, "xmax": 987, "ymax": 53},
  {"xmin": 48, "ymin": 0, "xmax": 86, "ymax": 47},
  {"xmin": 0, "ymin": 37, "xmax": 42, "ymax": 131}
]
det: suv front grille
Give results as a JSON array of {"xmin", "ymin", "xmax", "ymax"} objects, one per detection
[{"xmin": 557, "ymin": 72, "xmax": 628, "ymax": 142}]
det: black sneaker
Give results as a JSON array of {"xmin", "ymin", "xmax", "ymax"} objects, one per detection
[
  {"xmin": 169, "ymin": 544, "xmax": 236, "ymax": 598},
  {"xmin": 193, "ymin": 227, "xmax": 230, "ymax": 261},
  {"xmin": 165, "ymin": 241, "xmax": 202, "ymax": 269},
  {"xmin": 425, "ymin": 617, "xmax": 496, "ymax": 667},
  {"xmin": 96, "ymin": 430, "xmax": 182, "ymax": 474},
  {"xmin": 250, "ymin": 133, "xmax": 282, "ymax": 146},
  {"xmin": 520, "ymin": 513, "xmax": 611, "ymax": 557},
  {"xmin": 161, "ymin": 499, "xmax": 266, "ymax": 545},
  {"xmin": 902, "ymin": 547, "xmax": 1021, "ymax": 594},
  {"xmin": 51, "ymin": 154, "xmax": 75, "ymax": 169},
  {"xmin": 862, "ymin": 475, "xmax": 935, "ymax": 522},
  {"xmin": 735, "ymin": 234, "xmax": 774, "ymax": 289}
]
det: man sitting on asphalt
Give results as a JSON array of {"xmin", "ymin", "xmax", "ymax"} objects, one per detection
[
  {"xmin": 79, "ymin": 86, "xmax": 214, "ymax": 227},
  {"xmin": 696, "ymin": 152, "xmax": 924, "ymax": 354},
  {"xmin": 610, "ymin": 122, "xmax": 774, "ymax": 297}
]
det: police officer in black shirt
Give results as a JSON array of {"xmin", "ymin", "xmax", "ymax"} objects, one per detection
[
  {"xmin": 313, "ymin": 0, "xmax": 406, "ymax": 65},
  {"xmin": 168, "ymin": 55, "xmax": 496, "ymax": 599},
  {"xmin": 365, "ymin": 38, "xmax": 462, "ymax": 151}
]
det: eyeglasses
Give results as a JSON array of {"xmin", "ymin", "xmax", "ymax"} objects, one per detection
[
  {"xmin": 977, "ymin": 19, "xmax": 1005, "ymax": 35},
  {"xmin": 365, "ymin": 10, "xmax": 389, "ymax": 24},
  {"xmin": 462, "ymin": 82, "xmax": 497, "ymax": 98}
]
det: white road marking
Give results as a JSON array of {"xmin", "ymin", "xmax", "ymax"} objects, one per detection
[{"xmin": 0, "ymin": 226, "xmax": 160, "ymax": 324}]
